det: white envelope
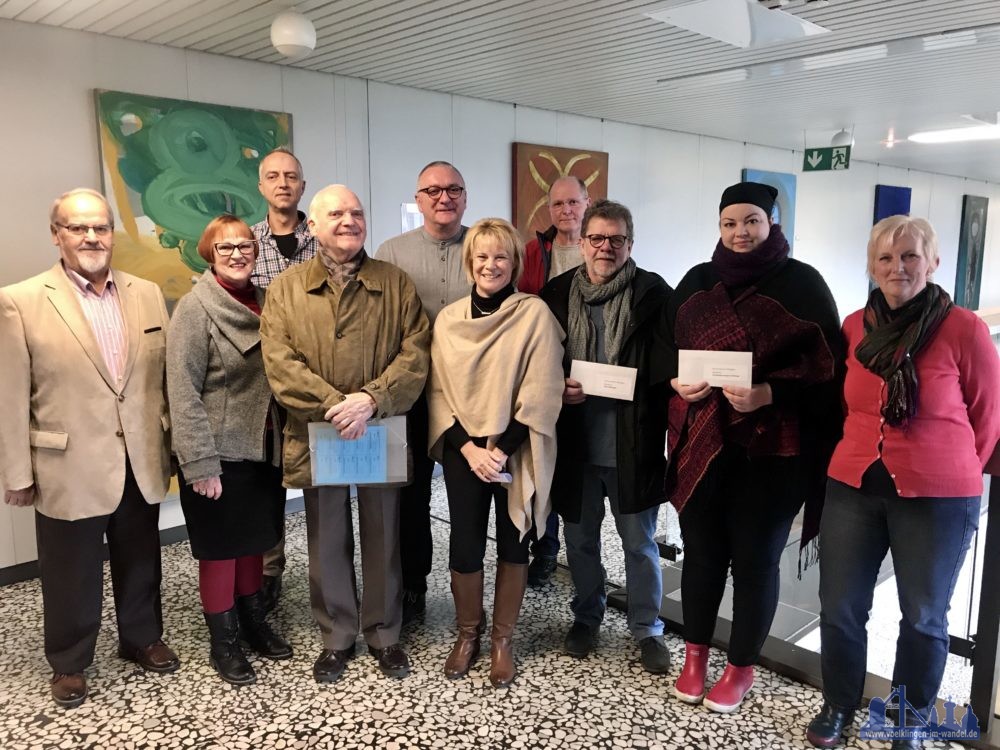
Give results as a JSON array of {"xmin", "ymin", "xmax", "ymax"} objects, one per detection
[
  {"xmin": 677, "ymin": 349, "xmax": 752, "ymax": 389},
  {"xmin": 570, "ymin": 360, "xmax": 638, "ymax": 401}
]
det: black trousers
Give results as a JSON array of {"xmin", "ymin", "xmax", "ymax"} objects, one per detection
[
  {"xmin": 399, "ymin": 391, "xmax": 434, "ymax": 593},
  {"xmin": 35, "ymin": 459, "xmax": 163, "ymax": 674},
  {"xmin": 442, "ymin": 441, "xmax": 530, "ymax": 573},
  {"xmin": 678, "ymin": 444, "xmax": 801, "ymax": 666}
]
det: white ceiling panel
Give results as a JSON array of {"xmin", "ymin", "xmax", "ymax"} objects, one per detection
[{"xmin": 6, "ymin": 0, "xmax": 1000, "ymax": 181}]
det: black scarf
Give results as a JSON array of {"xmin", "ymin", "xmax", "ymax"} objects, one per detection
[
  {"xmin": 855, "ymin": 284, "xmax": 953, "ymax": 426},
  {"xmin": 711, "ymin": 224, "xmax": 790, "ymax": 287}
]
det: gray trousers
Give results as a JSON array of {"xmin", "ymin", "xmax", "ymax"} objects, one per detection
[{"xmin": 303, "ymin": 485, "xmax": 402, "ymax": 650}]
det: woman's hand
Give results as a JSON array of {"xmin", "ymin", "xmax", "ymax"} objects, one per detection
[
  {"xmin": 671, "ymin": 378, "xmax": 712, "ymax": 403},
  {"xmin": 563, "ymin": 377, "xmax": 586, "ymax": 405},
  {"xmin": 460, "ymin": 442, "xmax": 504, "ymax": 483},
  {"xmin": 722, "ymin": 383, "xmax": 773, "ymax": 413},
  {"xmin": 192, "ymin": 476, "xmax": 223, "ymax": 500},
  {"xmin": 488, "ymin": 447, "xmax": 508, "ymax": 470}
]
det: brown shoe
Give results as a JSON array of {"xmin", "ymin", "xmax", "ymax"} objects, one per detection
[
  {"xmin": 118, "ymin": 640, "xmax": 180, "ymax": 673},
  {"xmin": 51, "ymin": 672, "xmax": 88, "ymax": 709},
  {"xmin": 489, "ymin": 561, "xmax": 528, "ymax": 688},
  {"xmin": 444, "ymin": 569, "xmax": 486, "ymax": 679}
]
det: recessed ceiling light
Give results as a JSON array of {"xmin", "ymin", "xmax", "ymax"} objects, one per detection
[{"xmin": 908, "ymin": 125, "xmax": 1000, "ymax": 144}]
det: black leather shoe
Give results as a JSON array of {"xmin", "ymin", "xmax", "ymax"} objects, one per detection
[
  {"xmin": 118, "ymin": 640, "xmax": 180, "ymax": 673},
  {"xmin": 369, "ymin": 643, "xmax": 411, "ymax": 678},
  {"xmin": 639, "ymin": 635, "xmax": 671, "ymax": 674},
  {"xmin": 261, "ymin": 574, "xmax": 282, "ymax": 614},
  {"xmin": 313, "ymin": 644, "xmax": 356, "ymax": 684},
  {"xmin": 564, "ymin": 622, "xmax": 598, "ymax": 658},
  {"xmin": 51, "ymin": 672, "xmax": 88, "ymax": 709},
  {"xmin": 527, "ymin": 556, "xmax": 557, "ymax": 588},
  {"xmin": 806, "ymin": 702, "xmax": 855, "ymax": 748}
]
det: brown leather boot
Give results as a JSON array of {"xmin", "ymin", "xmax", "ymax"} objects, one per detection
[
  {"xmin": 489, "ymin": 561, "xmax": 528, "ymax": 688},
  {"xmin": 444, "ymin": 569, "xmax": 486, "ymax": 679}
]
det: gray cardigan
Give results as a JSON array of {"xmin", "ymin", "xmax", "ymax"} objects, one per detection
[{"xmin": 166, "ymin": 271, "xmax": 279, "ymax": 483}]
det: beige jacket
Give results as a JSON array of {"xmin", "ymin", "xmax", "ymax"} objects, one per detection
[
  {"xmin": 0, "ymin": 264, "xmax": 171, "ymax": 520},
  {"xmin": 260, "ymin": 255, "xmax": 430, "ymax": 488},
  {"xmin": 427, "ymin": 293, "xmax": 565, "ymax": 538}
]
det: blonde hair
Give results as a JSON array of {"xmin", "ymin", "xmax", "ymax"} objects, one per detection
[
  {"xmin": 462, "ymin": 218, "xmax": 524, "ymax": 286},
  {"xmin": 867, "ymin": 215, "xmax": 939, "ymax": 279}
]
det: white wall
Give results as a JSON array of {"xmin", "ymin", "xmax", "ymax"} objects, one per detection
[{"xmin": 2, "ymin": 18, "xmax": 999, "ymax": 567}]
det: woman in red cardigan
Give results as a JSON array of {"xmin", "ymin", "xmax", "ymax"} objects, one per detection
[{"xmin": 806, "ymin": 216, "xmax": 1000, "ymax": 750}]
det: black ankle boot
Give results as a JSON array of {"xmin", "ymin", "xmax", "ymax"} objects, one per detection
[
  {"xmin": 237, "ymin": 591, "xmax": 293, "ymax": 660},
  {"xmin": 204, "ymin": 608, "xmax": 256, "ymax": 685},
  {"xmin": 806, "ymin": 702, "xmax": 855, "ymax": 748}
]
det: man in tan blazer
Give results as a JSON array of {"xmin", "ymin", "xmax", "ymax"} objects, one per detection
[{"xmin": 0, "ymin": 188, "xmax": 179, "ymax": 709}]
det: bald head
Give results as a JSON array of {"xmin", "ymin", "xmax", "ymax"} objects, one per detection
[
  {"xmin": 50, "ymin": 188, "xmax": 113, "ymax": 227},
  {"xmin": 308, "ymin": 185, "xmax": 367, "ymax": 264}
]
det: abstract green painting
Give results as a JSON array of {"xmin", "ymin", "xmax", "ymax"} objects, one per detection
[{"xmin": 95, "ymin": 90, "xmax": 292, "ymax": 305}]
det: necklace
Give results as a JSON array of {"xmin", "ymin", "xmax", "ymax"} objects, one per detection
[{"xmin": 471, "ymin": 299, "xmax": 495, "ymax": 316}]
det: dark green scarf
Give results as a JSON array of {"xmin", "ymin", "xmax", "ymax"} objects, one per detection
[{"xmin": 855, "ymin": 283, "xmax": 953, "ymax": 426}]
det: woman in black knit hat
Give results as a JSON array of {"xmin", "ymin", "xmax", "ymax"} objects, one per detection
[{"xmin": 662, "ymin": 182, "xmax": 844, "ymax": 713}]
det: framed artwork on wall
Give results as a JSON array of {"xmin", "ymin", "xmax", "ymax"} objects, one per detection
[
  {"xmin": 873, "ymin": 184, "xmax": 912, "ymax": 223},
  {"xmin": 741, "ymin": 168, "xmax": 797, "ymax": 252},
  {"xmin": 955, "ymin": 194, "xmax": 988, "ymax": 310},
  {"xmin": 95, "ymin": 89, "xmax": 292, "ymax": 307},
  {"xmin": 512, "ymin": 142, "xmax": 608, "ymax": 242}
]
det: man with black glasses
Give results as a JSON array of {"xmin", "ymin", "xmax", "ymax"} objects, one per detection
[
  {"xmin": 375, "ymin": 161, "xmax": 472, "ymax": 624},
  {"xmin": 541, "ymin": 199, "xmax": 673, "ymax": 675}
]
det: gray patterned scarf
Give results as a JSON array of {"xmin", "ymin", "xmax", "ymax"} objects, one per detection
[
  {"xmin": 320, "ymin": 248, "xmax": 367, "ymax": 287},
  {"xmin": 566, "ymin": 259, "xmax": 636, "ymax": 366}
]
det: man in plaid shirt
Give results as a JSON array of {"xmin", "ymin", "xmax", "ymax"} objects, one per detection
[
  {"xmin": 251, "ymin": 147, "xmax": 317, "ymax": 611},
  {"xmin": 251, "ymin": 148, "xmax": 317, "ymax": 289}
]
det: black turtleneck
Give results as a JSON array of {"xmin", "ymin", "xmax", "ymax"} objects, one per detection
[
  {"xmin": 445, "ymin": 282, "xmax": 528, "ymax": 457},
  {"xmin": 470, "ymin": 282, "xmax": 516, "ymax": 318}
]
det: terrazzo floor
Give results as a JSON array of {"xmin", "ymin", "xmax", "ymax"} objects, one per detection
[{"xmin": 0, "ymin": 477, "xmax": 965, "ymax": 749}]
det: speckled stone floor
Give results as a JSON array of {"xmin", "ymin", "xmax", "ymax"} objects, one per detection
[{"xmin": 0, "ymin": 477, "xmax": 965, "ymax": 749}]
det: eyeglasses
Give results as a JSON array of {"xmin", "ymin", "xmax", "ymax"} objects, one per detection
[
  {"xmin": 585, "ymin": 234, "xmax": 630, "ymax": 250},
  {"xmin": 416, "ymin": 185, "xmax": 465, "ymax": 200},
  {"xmin": 214, "ymin": 240, "xmax": 258, "ymax": 256},
  {"xmin": 56, "ymin": 223, "xmax": 113, "ymax": 237}
]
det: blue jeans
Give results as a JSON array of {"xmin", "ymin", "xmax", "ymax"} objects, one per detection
[
  {"xmin": 818, "ymin": 479, "xmax": 980, "ymax": 712},
  {"xmin": 530, "ymin": 511, "xmax": 560, "ymax": 559},
  {"xmin": 563, "ymin": 464, "xmax": 664, "ymax": 641}
]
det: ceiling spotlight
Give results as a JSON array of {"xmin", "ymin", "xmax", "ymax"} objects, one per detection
[
  {"xmin": 831, "ymin": 129, "xmax": 854, "ymax": 147},
  {"xmin": 270, "ymin": 11, "xmax": 316, "ymax": 61}
]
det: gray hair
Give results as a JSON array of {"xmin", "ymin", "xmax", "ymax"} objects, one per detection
[
  {"xmin": 258, "ymin": 147, "xmax": 304, "ymax": 181},
  {"xmin": 49, "ymin": 188, "xmax": 113, "ymax": 226},
  {"xmin": 549, "ymin": 175, "xmax": 588, "ymax": 200},
  {"xmin": 417, "ymin": 160, "xmax": 464, "ymax": 185}
]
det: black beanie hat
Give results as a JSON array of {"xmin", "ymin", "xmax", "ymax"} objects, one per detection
[{"xmin": 719, "ymin": 182, "xmax": 778, "ymax": 215}]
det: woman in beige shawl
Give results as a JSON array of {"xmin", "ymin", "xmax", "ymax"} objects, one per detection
[{"xmin": 427, "ymin": 218, "xmax": 564, "ymax": 688}]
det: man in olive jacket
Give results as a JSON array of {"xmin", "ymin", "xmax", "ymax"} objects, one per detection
[
  {"xmin": 260, "ymin": 185, "xmax": 430, "ymax": 683},
  {"xmin": 541, "ymin": 199, "xmax": 673, "ymax": 675}
]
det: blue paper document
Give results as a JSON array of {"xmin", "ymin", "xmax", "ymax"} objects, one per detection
[
  {"xmin": 308, "ymin": 416, "xmax": 410, "ymax": 486},
  {"xmin": 313, "ymin": 425, "xmax": 388, "ymax": 484}
]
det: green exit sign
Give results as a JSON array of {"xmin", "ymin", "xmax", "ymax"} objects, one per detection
[{"xmin": 803, "ymin": 145, "xmax": 852, "ymax": 171}]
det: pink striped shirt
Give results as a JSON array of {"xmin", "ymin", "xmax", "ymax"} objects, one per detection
[{"xmin": 64, "ymin": 265, "xmax": 128, "ymax": 387}]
